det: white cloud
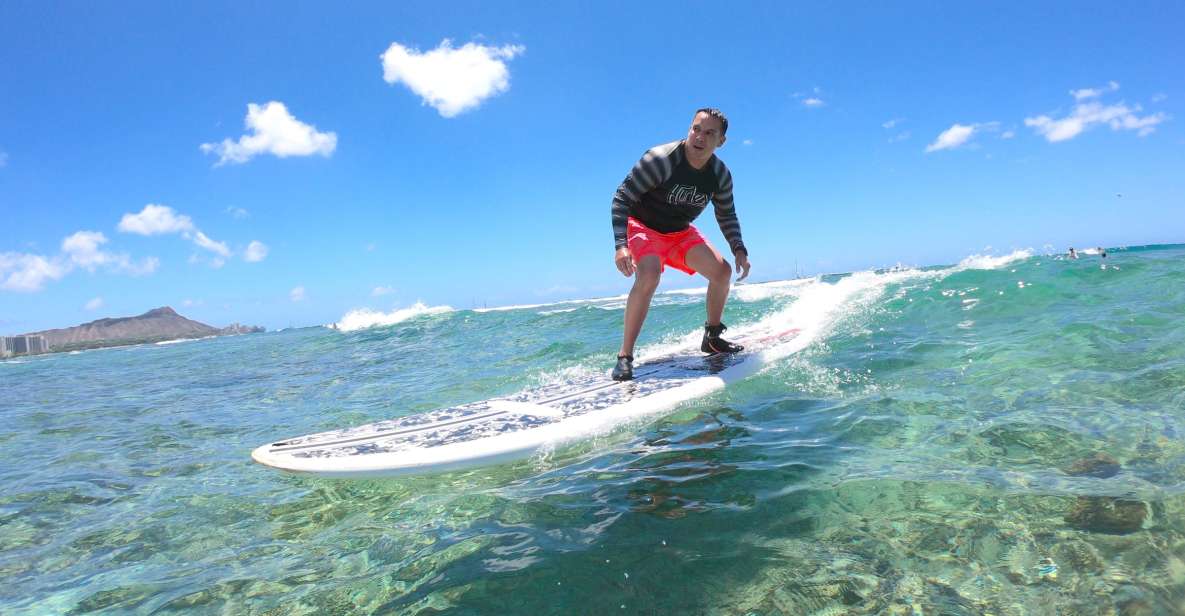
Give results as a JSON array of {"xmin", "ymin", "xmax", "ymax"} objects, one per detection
[
  {"xmin": 1070, "ymin": 80, "xmax": 1119, "ymax": 101},
  {"xmin": 226, "ymin": 206, "xmax": 250, "ymax": 219},
  {"xmin": 372, "ymin": 285, "xmax": 395, "ymax": 297},
  {"xmin": 1151, "ymin": 93, "xmax": 1167, "ymax": 103},
  {"xmin": 62, "ymin": 231, "xmax": 115, "ymax": 270},
  {"xmin": 1001, "ymin": 130, "xmax": 1016, "ymax": 139},
  {"xmin": 926, "ymin": 123, "xmax": 978, "ymax": 152},
  {"xmin": 2, "ymin": 230, "xmax": 160, "ymax": 292},
  {"xmin": 290, "ymin": 286, "xmax": 306, "ymax": 302},
  {"xmin": 61, "ymin": 231, "xmax": 158, "ymax": 275},
  {"xmin": 119, "ymin": 204, "xmax": 231, "ymax": 265},
  {"xmin": 0, "ymin": 252, "xmax": 69, "ymax": 292},
  {"xmin": 119, "ymin": 204, "xmax": 194, "ymax": 235},
  {"xmin": 889, "ymin": 131, "xmax": 911, "ymax": 143},
  {"xmin": 1025, "ymin": 101, "xmax": 1169, "ymax": 142},
  {"xmin": 742, "ymin": 139, "xmax": 753, "ymax": 146},
  {"xmin": 192, "ymin": 231, "xmax": 231, "ymax": 258},
  {"xmin": 802, "ymin": 97, "xmax": 825, "ymax": 108},
  {"xmin": 882, "ymin": 118, "xmax": 904, "ymax": 129},
  {"xmin": 244, "ymin": 240, "xmax": 269, "ymax": 262},
  {"xmin": 85, "ymin": 297, "xmax": 104, "ymax": 311},
  {"xmin": 201, "ymin": 101, "xmax": 337, "ymax": 165},
  {"xmin": 381, "ymin": 39, "xmax": 525, "ymax": 118}
]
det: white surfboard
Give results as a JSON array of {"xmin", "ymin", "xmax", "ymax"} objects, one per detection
[{"xmin": 252, "ymin": 327, "xmax": 802, "ymax": 477}]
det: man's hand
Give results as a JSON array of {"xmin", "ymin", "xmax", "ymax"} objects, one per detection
[
  {"xmin": 735, "ymin": 250, "xmax": 751, "ymax": 281},
  {"xmin": 615, "ymin": 247, "xmax": 635, "ymax": 277}
]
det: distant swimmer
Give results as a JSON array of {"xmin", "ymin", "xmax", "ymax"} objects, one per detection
[
  {"xmin": 609, "ymin": 108, "xmax": 751, "ymax": 381},
  {"xmin": 1097, "ymin": 247, "xmax": 1107, "ymax": 258},
  {"xmin": 1068, "ymin": 247, "xmax": 1079, "ymax": 259}
]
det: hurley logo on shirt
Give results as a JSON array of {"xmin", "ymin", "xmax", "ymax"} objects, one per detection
[{"xmin": 667, "ymin": 184, "xmax": 709, "ymax": 207}]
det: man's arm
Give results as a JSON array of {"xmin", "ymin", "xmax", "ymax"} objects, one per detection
[
  {"xmin": 611, "ymin": 148, "xmax": 674, "ymax": 250},
  {"xmin": 611, "ymin": 147, "xmax": 675, "ymax": 276},
  {"xmin": 710, "ymin": 159, "xmax": 750, "ymax": 280}
]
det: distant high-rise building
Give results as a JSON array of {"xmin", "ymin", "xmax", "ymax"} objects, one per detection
[
  {"xmin": 2, "ymin": 335, "xmax": 48, "ymax": 356},
  {"xmin": 28, "ymin": 336, "xmax": 48, "ymax": 354}
]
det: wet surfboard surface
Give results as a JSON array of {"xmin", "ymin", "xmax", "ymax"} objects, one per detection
[{"xmin": 252, "ymin": 327, "xmax": 801, "ymax": 477}]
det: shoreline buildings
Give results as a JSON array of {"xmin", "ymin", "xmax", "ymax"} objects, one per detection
[{"xmin": 0, "ymin": 335, "xmax": 49, "ymax": 358}]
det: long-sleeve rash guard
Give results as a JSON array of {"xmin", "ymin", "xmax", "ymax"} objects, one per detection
[{"xmin": 610, "ymin": 140, "xmax": 746, "ymax": 255}]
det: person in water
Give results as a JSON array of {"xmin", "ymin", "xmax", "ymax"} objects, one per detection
[
  {"xmin": 1068, "ymin": 247, "xmax": 1078, "ymax": 259},
  {"xmin": 609, "ymin": 108, "xmax": 751, "ymax": 381}
]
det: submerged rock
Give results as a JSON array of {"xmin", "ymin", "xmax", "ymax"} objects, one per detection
[
  {"xmin": 1065, "ymin": 497, "xmax": 1148, "ymax": 534},
  {"xmin": 1063, "ymin": 452, "xmax": 1122, "ymax": 478}
]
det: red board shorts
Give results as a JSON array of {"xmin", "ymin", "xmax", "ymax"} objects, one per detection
[{"xmin": 626, "ymin": 217, "xmax": 708, "ymax": 275}]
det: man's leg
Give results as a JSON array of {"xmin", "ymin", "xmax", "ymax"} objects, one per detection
[
  {"xmin": 683, "ymin": 244, "xmax": 731, "ymax": 325},
  {"xmin": 618, "ymin": 255, "xmax": 662, "ymax": 357}
]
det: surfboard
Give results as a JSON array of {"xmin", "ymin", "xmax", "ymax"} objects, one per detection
[{"xmin": 252, "ymin": 327, "xmax": 801, "ymax": 477}]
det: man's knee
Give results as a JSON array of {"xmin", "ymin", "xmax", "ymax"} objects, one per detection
[
  {"xmin": 635, "ymin": 262, "xmax": 662, "ymax": 291},
  {"xmin": 711, "ymin": 260, "xmax": 732, "ymax": 284}
]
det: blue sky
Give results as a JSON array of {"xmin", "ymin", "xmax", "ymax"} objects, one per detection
[{"xmin": 2, "ymin": 1, "xmax": 1182, "ymax": 333}]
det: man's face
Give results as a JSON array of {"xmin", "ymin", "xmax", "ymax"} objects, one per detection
[{"xmin": 686, "ymin": 112, "xmax": 726, "ymax": 158}]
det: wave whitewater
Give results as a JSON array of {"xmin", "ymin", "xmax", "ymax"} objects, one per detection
[{"xmin": 332, "ymin": 302, "xmax": 454, "ymax": 332}]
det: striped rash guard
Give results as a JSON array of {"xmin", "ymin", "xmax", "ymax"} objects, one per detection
[{"xmin": 611, "ymin": 140, "xmax": 746, "ymax": 255}]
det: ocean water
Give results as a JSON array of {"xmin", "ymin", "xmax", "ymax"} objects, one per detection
[{"xmin": 3, "ymin": 244, "xmax": 1185, "ymax": 615}]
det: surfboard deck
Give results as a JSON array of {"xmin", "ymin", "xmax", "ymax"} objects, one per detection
[{"xmin": 252, "ymin": 327, "xmax": 800, "ymax": 477}]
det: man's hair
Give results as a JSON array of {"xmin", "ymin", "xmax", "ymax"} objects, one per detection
[{"xmin": 695, "ymin": 107, "xmax": 728, "ymax": 136}]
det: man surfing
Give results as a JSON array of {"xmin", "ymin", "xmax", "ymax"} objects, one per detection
[{"xmin": 609, "ymin": 108, "xmax": 751, "ymax": 381}]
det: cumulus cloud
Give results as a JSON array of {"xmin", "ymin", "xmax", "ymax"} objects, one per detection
[
  {"xmin": 118, "ymin": 204, "xmax": 194, "ymax": 235},
  {"xmin": 1001, "ymin": 130, "xmax": 1016, "ymax": 139},
  {"xmin": 372, "ymin": 285, "xmax": 395, "ymax": 297},
  {"xmin": 85, "ymin": 297, "xmax": 104, "ymax": 311},
  {"xmin": 244, "ymin": 240, "xmax": 268, "ymax": 262},
  {"xmin": 802, "ymin": 97, "xmax": 825, "ymax": 108},
  {"xmin": 61, "ymin": 231, "xmax": 158, "ymax": 275},
  {"xmin": 119, "ymin": 204, "xmax": 232, "ymax": 265},
  {"xmin": 381, "ymin": 39, "xmax": 525, "ymax": 117},
  {"xmin": 926, "ymin": 123, "xmax": 977, "ymax": 152},
  {"xmin": 0, "ymin": 252, "xmax": 69, "ymax": 292},
  {"xmin": 0, "ymin": 230, "xmax": 155, "ymax": 292},
  {"xmin": 1026, "ymin": 100, "xmax": 1169, "ymax": 142},
  {"xmin": 201, "ymin": 101, "xmax": 337, "ymax": 165},
  {"xmin": 290, "ymin": 286, "xmax": 306, "ymax": 302},
  {"xmin": 62, "ymin": 231, "xmax": 116, "ymax": 270}
]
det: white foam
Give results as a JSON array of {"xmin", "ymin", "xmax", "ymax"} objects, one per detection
[
  {"xmin": 333, "ymin": 302, "xmax": 454, "ymax": 332},
  {"xmin": 538, "ymin": 308, "xmax": 578, "ymax": 315},
  {"xmin": 155, "ymin": 336, "xmax": 214, "ymax": 346},
  {"xmin": 955, "ymin": 249, "xmax": 1033, "ymax": 271},
  {"xmin": 631, "ymin": 268, "xmax": 923, "ymax": 364}
]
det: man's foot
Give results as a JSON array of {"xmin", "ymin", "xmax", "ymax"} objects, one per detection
[
  {"xmin": 611, "ymin": 355, "xmax": 634, "ymax": 381},
  {"xmin": 701, "ymin": 322, "xmax": 744, "ymax": 354}
]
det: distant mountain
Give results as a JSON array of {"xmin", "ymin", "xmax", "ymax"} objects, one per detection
[{"xmin": 24, "ymin": 307, "xmax": 264, "ymax": 352}]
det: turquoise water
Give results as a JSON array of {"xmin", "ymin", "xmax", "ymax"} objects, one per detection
[{"xmin": 3, "ymin": 245, "xmax": 1185, "ymax": 615}]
